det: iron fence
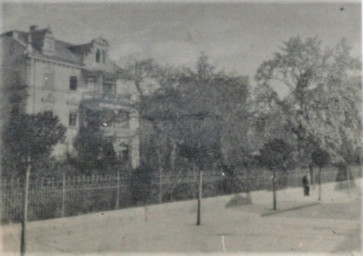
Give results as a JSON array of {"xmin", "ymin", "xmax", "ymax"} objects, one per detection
[{"xmin": 1, "ymin": 165, "xmax": 360, "ymax": 224}]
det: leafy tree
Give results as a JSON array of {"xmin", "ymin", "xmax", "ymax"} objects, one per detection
[
  {"xmin": 119, "ymin": 58, "xmax": 178, "ymax": 173},
  {"xmin": 73, "ymin": 108, "xmax": 117, "ymax": 174},
  {"xmin": 130, "ymin": 163, "xmax": 155, "ymax": 204},
  {"xmin": 255, "ymin": 36, "xmax": 361, "ymax": 165},
  {"xmin": 2, "ymin": 112, "xmax": 66, "ymax": 255},
  {"xmin": 119, "ymin": 58, "xmax": 161, "ymax": 98},
  {"xmin": 139, "ymin": 54, "xmax": 250, "ymax": 172},
  {"xmin": 335, "ymin": 161, "xmax": 355, "ymax": 190},
  {"xmin": 2, "ymin": 113, "xmax": 66, "ymax": 178},
  {"xmin": 259, "ymin": 139, "xmax": 295, "ymax": 210},
  {"xmin": 311, "ymin": 148, "xmax": 330, "ymax": 200},
  {"xmin": 130, "ymin": 163, "xmax": 157, "ymax": 221},
  {"xmin": 120, "ymin": 54, "xmax": 251, "ymax": 208}
]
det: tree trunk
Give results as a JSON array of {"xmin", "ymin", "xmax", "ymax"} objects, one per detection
[
  {"xmin": 158, "ymin": 168, "xmax": 163, "ymax": 204},
  {"xmin": 144, "ymin": 204, "xmax": 148, "ymax": 222},
  {"xmin": 21, "ymin": 158, "xmax": 31, "ymax": 256},
  {"xmin": 273, "ymin": 169, "xmax": 277, "ymax": 210},
  {"xmin": 318, "ymin": 167, "xmax": 321, "ymax": 201},
  {"xmin": 170, "ymin": 140, "xmax": 177, "ymax": 171},
  {"xmin": 309, "ymin": 164, "xmax": 315, "ymax": 189},
  {"xmin": 245, "ymin": 170, "xmax": 251, "ymax": 200},
  {"xmin": 197, "ymin": 170, "xmax": 203, "ymax": 225},
  {"xmin": 347, "ymin": 167, "xmax": 351, "ymax": 196},
  {"xmin": 193, "ymin": 163, "xmax": 197, "ymax": 198},
  {"xmin": 157, "ymin": 149, "xmax": 163, "ymax": 204},
  {"xmin": 297, "ymin": 139, "xmax": 302, "ymax": 164}
]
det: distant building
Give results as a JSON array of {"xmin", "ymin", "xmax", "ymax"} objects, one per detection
[{"xmin": 1, "ymin": 25, "xmax": 140, "ymax": 168}]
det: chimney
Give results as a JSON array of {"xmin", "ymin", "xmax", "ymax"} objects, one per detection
[
  {"xmin": 29, "ymin": 25, "xmax": 38, "ymax": 32},
  {"xmin": 13, "ymin": 31, "xmax": 19, "ymax": 40}
]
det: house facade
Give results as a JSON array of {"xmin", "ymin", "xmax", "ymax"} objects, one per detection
[{"xmin": 1, "ymin": 25, "xmax": 140, "ymax": 168}]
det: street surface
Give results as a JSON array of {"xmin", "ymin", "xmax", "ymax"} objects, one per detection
[{"xmin": 1, "ymin": 178, "xmax": 361, "ymax": 255}]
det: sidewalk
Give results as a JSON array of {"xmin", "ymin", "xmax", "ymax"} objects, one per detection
[
  {"xmin": 1, "ymin": 178, "xmax": 361, "ymax": 254},
  {"xmin": 242, "ymin": 178, "xmax": 362, "ymax": 216},
  {"xmin": 249, "ymin": 177, "xmax": 361, "ymax": 204}
]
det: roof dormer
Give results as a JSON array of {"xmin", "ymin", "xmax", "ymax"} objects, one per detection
[{"xmin": 93, "ymin": 37, "xmax": 109, "ymax": 65}]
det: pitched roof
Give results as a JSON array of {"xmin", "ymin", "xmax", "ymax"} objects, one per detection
[
  {"xmin": 1, "ymin": 28, "xmax": 100, "ymax": 66},
  {"xmin": 68, "ymin": 42, "xmax": 93, "ymax": 56}
]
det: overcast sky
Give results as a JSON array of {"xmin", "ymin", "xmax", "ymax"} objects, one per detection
[{"xmin": 1, "ymin": 1, "xmax": 361, "ymax": 85}]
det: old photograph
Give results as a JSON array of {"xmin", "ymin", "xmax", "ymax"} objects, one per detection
[{"xmin": 0, "ymin": 0, "xmax": 361, "ymax": 255}]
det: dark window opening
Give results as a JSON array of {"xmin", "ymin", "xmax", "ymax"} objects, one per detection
[
  {"xmin": 96, "ymin": 49, "xmax": 101, "ymax": 63},
  {"xmin": 44, "ymin": 110, "xmax": 53, "ymax": 119},
  {"xmin": 119, "ymin": 143, "xmax": 129, "ymax": 162},
  {"xmin": 11, "ymin": 104, "xmax": 19, "ymax": 115},
  {"xmin": 102, "ymin": 50, "xmax": 106, "ymax": 63},
  {"xmin": 69, "ymin": 112, "xmax": 77, "ymax": 127},
  {"xmin": 70, "ymin": 76, "xmax": 77, "ymax": 91}
]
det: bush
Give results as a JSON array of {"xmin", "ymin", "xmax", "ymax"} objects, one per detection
[
  {"xmin": 335, "ymin": 162, "xmax": 355, "ymax": 182},
  {"xmin": 130, "ymin": 164, "xmax": 156, "ymax": 205}
]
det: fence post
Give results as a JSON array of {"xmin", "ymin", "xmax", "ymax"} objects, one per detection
[
  {"xmin": 197, "ymin": 170, "xmax": 202, "ymax": 226},
  {"xmin": 20, "ymin": 157, "xmax": 31, "ymax": 256},
  {"xmin": 115, "ymin": 170, "xmax": 120, "ymax": 209},
  {"xmin": 61, "ymin": 172, "xmax": 66, "ymax": 217}
]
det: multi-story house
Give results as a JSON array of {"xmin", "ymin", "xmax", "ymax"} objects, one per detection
[{"xmin": 1, "ymin": 25, "xmax": 140, "ymax": 168}]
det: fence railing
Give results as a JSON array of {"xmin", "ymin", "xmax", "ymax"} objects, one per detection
[{"xmin": 1, "ymin": 165, "xmax": 360, "ymax": 224}]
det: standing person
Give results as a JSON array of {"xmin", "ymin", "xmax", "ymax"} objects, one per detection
[{"xmin": 302, "ymin": 174, "xmax": 310, "ymax": 196}]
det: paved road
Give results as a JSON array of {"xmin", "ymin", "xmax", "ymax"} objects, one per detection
[{"xmin": 1, "ymin": 179, "xmax": 361, "ymax": 255}]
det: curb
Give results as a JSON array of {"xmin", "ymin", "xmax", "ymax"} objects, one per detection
[{"xmin": 261, "ymin": 202, "xmax": 320, "ymax": 217}]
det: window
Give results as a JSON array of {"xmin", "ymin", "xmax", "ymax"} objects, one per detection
[
  {"xmin": 102, "ymin": 50, "xmax": 106, "ymax": 63},
  {"xmin": 116, "ymin": 111, "xmax": 129, "ymax": 128},
  {"xmin": 44, "ymin": 69, "xmax": 54, "ymax": 89},
  {"xmin": 69, "ymin": 112, "xmax": 77, "ymax": 127},
  {"xmin": 119, "ymin": 143, "xmax": 129, "ymax": 162},
  {"xmin": 44, "ymin": 110, "xmax": 53, "ymax": 119},
  {"xmin": 69, "ymin": 76, "xmax": 77, "ymax": 91},
  {"xmin": 46, "ymin": 40, "xmax": 54, "ymax": 50},
  {"xmin": 11, "ymin": 104, "xmax": 19, "ymax": 115},
  {"xmin": 102, "ymin": 83, "xmax": 116, "ymax": 98},
  {"xmin": 96, "ymin": 49, "xmax": 101, "ymax": 63}
]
